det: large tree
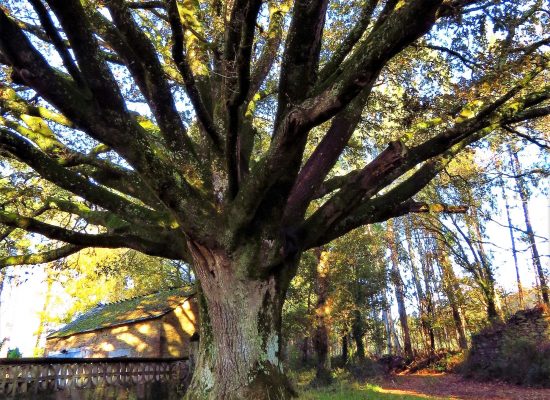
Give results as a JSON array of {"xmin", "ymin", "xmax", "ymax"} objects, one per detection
[{"xmin": 0, "ymin": 0, "xmax": 548, "ymax": 398}]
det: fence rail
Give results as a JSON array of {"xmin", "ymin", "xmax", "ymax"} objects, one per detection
[{"xmin": 0, "ymin": 357, "xmax": 189, "ymax": 397}]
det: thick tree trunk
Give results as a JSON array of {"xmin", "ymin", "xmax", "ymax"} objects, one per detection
[{"xmin": 185, "ymin": 244, "xmax": 296, "ymax": 400}]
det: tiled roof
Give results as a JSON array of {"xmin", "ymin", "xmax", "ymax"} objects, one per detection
[{"xmin": 47, "ymin": 287, "xmax": 194, "ymax": 339}]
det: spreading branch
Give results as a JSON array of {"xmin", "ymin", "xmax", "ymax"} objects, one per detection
[{"xmin": 0, "ymin": 245, "xmax": 83, "ymax": 269}]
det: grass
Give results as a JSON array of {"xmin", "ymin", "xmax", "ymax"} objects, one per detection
[
  {"xmin": 293, "ymin": 369, "xmax": 449, "ymax": 400},
  {"xmin": 300, "ymin": 382, "xmax": 448, "ymax": 400}
]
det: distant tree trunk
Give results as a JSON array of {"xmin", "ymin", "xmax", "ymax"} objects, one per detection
[
  {"xmin": 405, "ymin": 217, "xmax": 431, "ymax": 353},
  {"xmin": 301, "ymin": 282, "xmax": 314, "ymax": 366},
  {"xmin": 341, "ymin": 333, "xmax": 348, "ymax": 365},
  {"xmin": 417, "ymin": 228, "xmax": 436, "ymax": 353},
  {"xmin": 452, "ymin": 210, "xmax": 504, "ymax": 323},
  {"xmin": 312, "ymin": 250, "xmax": 332, "ymax": 386},
  {"xmin": 351, "ymin": 309, "xmax": 366, "ymax": 360},
  {"xmin": 500, "ymin": 177, "xmax": 524, "ymax": 307},
  {"xmin": 473, "ymin": 216, "xmax": 504, "ymax": 322},
  {"xmin": 387, "ymin": 220, "xmax": 413, "ymax": 359},
  {"xmin": 434, "ymin": 237, "xmax": 468, "ymax": 350},
  {"xmin": 300, "ymin": 337, "xmax": 310, "ymax": 365},
  {"xmin": 509, "ymin": 148, "xmax": 549, "ymax": 305},
  {"xmin": 382, "ymin": 307, "xmax": 393, "ymax": 354}
]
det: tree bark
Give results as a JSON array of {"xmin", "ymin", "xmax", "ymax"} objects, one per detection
[{"xmin": 185, "ymin": 244, "xmax": 296, "ymax": 400}]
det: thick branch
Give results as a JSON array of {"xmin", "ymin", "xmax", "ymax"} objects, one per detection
[
  {"xmin": 166, "ymin": 0, "xmax": 222, "ymax": 151},
  {"xmin": 105, "ymin": 0, "xmax": 196, "ymax": 157},
  {"xmin": 0, "ymin": 245, "xmax": 83, "ymax": 268},
  {"xmin": 0, "ymin": 127, "xmax": 168, "ymax": 227},
  {"xmin": 275, "ymin": 0, "xmax": 330, "ymax": 127},
  {"xmin": 300, "ymin": 79, "xmax": 550, "ymax": 248},
  {"xmin": 301, "ymin": 0, "xmax": 443, "ymax": 129},
  {"xmin": 284, "ymin": 85, "xmax": 373, "ymax": 222},
  {"xmin": 248, "ymin": 2, "xmax": 287, "ymax": 99},
  {"xmin": 225, "ymin": 0, "xmax": 263, "ymax": 197},
  {"xmin": 28, "ymin": 0, "xmax": 84, "ymax": 84},
  {"xmin": 0, "ymin": 209, "xmax": 186, "ymax": 259}
]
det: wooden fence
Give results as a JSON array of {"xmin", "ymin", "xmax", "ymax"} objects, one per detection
[{"xmin": 0, "ymin": 357, "xmax": 190, "ymax": 397}]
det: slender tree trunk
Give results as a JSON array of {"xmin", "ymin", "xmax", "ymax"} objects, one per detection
[
  {"xmin": 404, "ymin": 218, "xmax": 430, "ymax": 353},
  {"xmin": 387, "ymin": 220, "xmax": 413, "ymax": 359},
  {"xmin": 312, "ymin": 250, "xmax": 332, "ymax": 386},
  {"xmin": 341, "ymin": 333, "xmax": 348, "ymax": 365},
  {"xmin": 300, "ymin": 337, "xmax": 310, "ymax": 366},
  {"xmin": 417, "ymin": 229, "xmax": 436, "ymax": 353},
  {"xmin": 382, "ymin": 307, "xmax": 393, "ymax": 355},
  {"xmin": 500, "ymin": 177, "xmax": 524, "ymax": 307},
  {"xmin": 433, "ymin": 234, "xmax": 468, "ymax": 350},
  {"xmin": 453, "ymin": 211, "xmax": 504, "ymax": 322},
  {"xmin": 351, "ymin": 309, "xmax": 366, "ymax": 360},
  {"xmin": 470, "ymin": 212, "xmax": 504, "ymax": 322},
  {"xmin": 185, "ymin": 244, "xmax": 297, "ymax": 400},
  {"xmin": 509, "ymin": 148, "xmax": 549, "ymax": 305},
  {"xmin": 301, "ymin": 282, "xmax": 314, "ymax": 366}
]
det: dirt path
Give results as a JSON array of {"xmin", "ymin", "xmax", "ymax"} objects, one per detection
[{"xmin": 377, "ymin": 373, "xmax": 550, "ymax": 400}]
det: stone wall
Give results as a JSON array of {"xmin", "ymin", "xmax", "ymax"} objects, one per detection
[{"xmin": 462, "ymin": 305, "xmax": 550, "ymax": 386}]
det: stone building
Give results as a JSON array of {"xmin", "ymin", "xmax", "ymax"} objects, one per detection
[{"xmin": 45, "ymin": 288, "xmax": 197, "ymax": 358}]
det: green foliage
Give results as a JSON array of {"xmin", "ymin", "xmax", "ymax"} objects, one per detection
[
  {"xmin": 6, "ymin": 347, "xmax": 21, "ymax": 359},
  {"xmin": 283, "ymin": 226, "xmax": 389, "ymax": 368}
]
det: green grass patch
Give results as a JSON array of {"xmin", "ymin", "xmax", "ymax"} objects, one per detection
[
  {"xmin": 293, "ymin": 369, "xmax": 448, "ymax": 400},
  {"xmin": 300, "ymin": 381, "xmax": 446, "ymax": 399}
]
